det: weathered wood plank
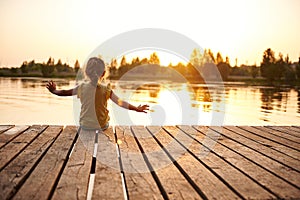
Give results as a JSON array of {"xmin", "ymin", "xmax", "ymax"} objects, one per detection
[
  {"xmin": 52, "ymin": 129, "xmax": 93, "ymax": 200},
  {"xmin": 0, "ymin": 126, "xmax": 63, "ymax": 200},
  {"xmin": 92, "ymin": 127, "xmax": 124, "ymax": 200},
  {"xmin": 250, "ymin": 126, "xmax": 300, "ymax": 151},
  {"xmin": 224, "ymin": 126, "xmax": 300, "ymax": 172},
  {"xmin": 153, "ymin": 126, "xmax": 240, "ymax": 200},
  {"xmin": 0, "ymin": 125, "xmax": 14, "ymax": 134},
  {"xmin": 264, "ymin": 126, "xmax": 300, "ymax": 142},
  {"xmin": 115, "ymin": 126, "xmax": 164, "ymax": 200},
  {"xmin": 268, "ymin": 126, "xmax": 300, "ymax": 138},
  {"xmin": 0, "ymin": 125, "xmax": 298, "ymax": 200},
  {"xmin": 0, "ymin": 125, "xmax": 29, "ymax": 149},
  {"xmin": 193, "ymin": 126, "xmax": 300, "ymax": 199},
  {"xmin": 12, "ymin": 126, "xmax": 78, "ymax": 200},
  {"xmin": 0, "ymin": 125, "xmax": 47, "ymax": 171},
  {"xmin": 131, "ymin": 126, "xmax": 206, "ymax": 199},
  {"xmin": 182, "ymin": 126, "xmax": 276, "ymax": 199},
  {"xmin": 238, "ymin": 126, "xmax": 300, "ymax": 160},
  {"xmin": 291, "ymin": 126, "xmax": 300, "ymax": 133},
  {"xmin": 210, "ymin": 127, "xmax": 300, "ymax": 191}
]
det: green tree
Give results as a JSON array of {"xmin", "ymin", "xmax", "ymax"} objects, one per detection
[
  {"xmin": 27, "ymin": 60, "xmax": 35, "ymax": 71},
  {"xmin": 207, "ymin": 49, "xmax": 215, "ymax": 63},
  {"xmin": 131, "ymin": 57, "xmax": 140, "ymax": 66},
  {"xmin": 55, "ymin": 59, "xmax": 64, "ymax": 72},
  {"xmin": 47, "ymin": 57, "xmax": 55, "ymax": 66},
  {"xmin": 296, "ymin": 57, "xmax": 300, "ymax": 80},
  {"xmin": 41, "ymin": 64, "xmax": 54, "ymax": 77},
  {"xmin": 216, "ymin": 52, "xmax": 224, "ymax": 65},
  {"xmin": 74, "ymin": 60, "xmax": 80, "ymax": 73},
  {"xmin": 190, "ymin": 48, "xmax": 202, "ymax": 67},
  {"xmin": 260, "ymin": 48, "xmax": 285, "ymax": 81},
  {"xmin": 140, "ymin": 58, "xmax": 148, "ymax": 65},
  {"xmin": 250, "ymin": 65, "xmax": 259, "ymax": 78},
  {"xmin": 149, "ymin": 52, "xmax": 160, "ymax": 65},
  {"xmin": 20, "ymin": 61, "xmax": 28, "ymax": 73},
  {"xmin": 120, "ymin": 56, "xmax": 127, "ymax": 67},
  {"xmin": 10, "ymin": 67, "xmax": 18, "ymax": 74},
  {"xmin": 217, "ymin": 63, "xmax": 230, "ymax": 80}
]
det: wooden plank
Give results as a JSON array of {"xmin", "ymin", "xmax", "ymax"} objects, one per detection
[
  {"xmin": 131, "ymin": 126, "xmax": 208, "ymax": 199},
  {"xmin": 12, "ymin": 126, "xmax": 78, "ymax": 200},
  {"xmin": 0, "ymin": 125, "xmax": 47, "ymax": 171},
  {"xmin": 0, "ymin": 126, "xmax": 63, "ymax": 200},
  {"xmin": 52, "ymin": 129, "xmax": 93, "ymax": 200},
  {"xmin": 92, "ymin": 127, "xmax": 124, "ymax": 200},
  {"xmin": 115, "ymin": 126, "xmax": 164, "ymax": 200},
  {"xmin": 251, "ymin": 126, "xmax": 300, "ymax": 150},
  {"xmin": 0, "ymin": 125, "xmax": 29, "ymax": 149},
  {"xmin": 179, "ymin": 126, "xmax": 275, "ymax": 199},
  {"xmin": 210, "ymin": 127, "xmax": 300, "ymax": 190},
  {"xmin": 0, "ymin": 125, "xmax": 14, "ymax": 134},
  {"xmin": 193, "ymin": 126, "xmax": 300, "ymax": 199},
  {"xmin": 153, "ymin": 126, "xmax": 240, "ymax": 199},
  {"xmin": 268, "ymin": 126, "xmax": 300, "ymax": 138},
  {"xmin": 291, "ymin": 126, "xmax": 300, "ymax": 133},
  {"xmin": 224, "ymin": 126, "xmax": 300, "ymax": 172},
  {"xmin": 238, "ymin": 126, "xmax": 300, "ymax": 159},
  {"xmin": 266, "ymin": 126, "xmax": 300, "ymax": 139}
]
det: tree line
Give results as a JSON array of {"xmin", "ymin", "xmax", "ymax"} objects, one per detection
[
  {"xmin": 0, "ymin": 57, "xmax": 80, "ymax": 77},
  {"xmin": 1, "ymin": 48, "xmax": 299, "ymax": 83},
  {"xmin": 108, "ymin": 48, "xmax": 300, "ymax": 82}
]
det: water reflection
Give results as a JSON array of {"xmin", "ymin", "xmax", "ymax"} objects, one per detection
[
  {"xmin": 260, "ymin": 87, "xmax": 289, "ymax": 122},
  {"xmin": 188, "ymin": 84, "xmax": 212, "ymax": 112},
  {"xmin": 0, "ymin": 77, "xmax": 299, "ymax": 125}
]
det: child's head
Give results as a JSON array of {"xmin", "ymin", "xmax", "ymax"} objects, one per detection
[{"xmin": 85, "ymin": 57, "xmax": 105, "ymax": 84}]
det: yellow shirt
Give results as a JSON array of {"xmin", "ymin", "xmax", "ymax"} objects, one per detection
[{"xmin": 77, "ymin": 82, "xmax": 112, "ymax": 129}]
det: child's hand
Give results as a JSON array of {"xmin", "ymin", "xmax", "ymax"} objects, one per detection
[
  {"xmin": 46, "ymin": 81, "xmax": 56, "ymax": 93},
  {"xmin": 136, "ymin": 104, "xmax": 149, "ymax": 113}
]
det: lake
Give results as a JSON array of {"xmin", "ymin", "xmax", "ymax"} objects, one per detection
[{"xmin": 0, "ymin": 77, "xmax": 299, "ymax": 126}]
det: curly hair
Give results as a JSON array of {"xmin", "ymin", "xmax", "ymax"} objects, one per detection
[{"xmin": 85, "ymin": 57, "xmax": 105, "ymax": 85}]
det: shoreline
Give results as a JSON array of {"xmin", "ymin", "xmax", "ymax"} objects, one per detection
[{"xmin": 1, "ymin": 75, "xmax": 300, "ymax": 87}]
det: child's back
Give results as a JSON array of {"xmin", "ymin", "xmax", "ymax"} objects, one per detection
[{"xmin": 77, "ymin": 82, "xmax": 111, "ymax": 129}]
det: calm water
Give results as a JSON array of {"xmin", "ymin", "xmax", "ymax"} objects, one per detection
[{"xmin": 0, "ymin": 77, "xmax": 299, "ymax": 126}]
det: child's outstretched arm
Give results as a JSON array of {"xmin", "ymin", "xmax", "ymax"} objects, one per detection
[
  {"xmin": 46, "ymin": 80, "xmax": 78, "ymax": 96},
  {"xmin": 110, "ymin": 91, "xmax": 149, "ymax": 113}
]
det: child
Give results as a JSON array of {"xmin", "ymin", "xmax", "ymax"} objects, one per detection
[{"xmin": 46, "ymin": 57, "xmax": 149, "ymax": 130}]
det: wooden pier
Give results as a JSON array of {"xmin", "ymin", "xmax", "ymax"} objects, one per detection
[{"xmin": 0, "ymin": 125, "xmax": 299, "ymax": 199}]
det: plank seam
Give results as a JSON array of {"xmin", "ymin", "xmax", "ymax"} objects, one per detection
[
  {"xmin": 130, "ymin": 126, "xmax": 169, "ymax": 200},
  {"xmin": 48, "ymin": 126, "xmax": 80, "ymax": 200},
  {"xmin": 0, "ymin": 126, "xmax": 30, "ymax": 150},
  {"xmin": 200, "ymin": 126, "xmax": 300, "ymax": 192},
  {"xmin": 0, "ymin": 125, "xmax": 48, "ymax": 172},
  {"xmin": 0, "ymin": 125, "xmax": 14, "ymax": 134},
  {"xmin": 86, "ymin": 129, "xmax": 98, "ymax": 200},
  {"xmin": 7, "ymin": 126, "xmax": 62, "ymax": 200},
  {"xmin": 265, "ymin": 126, "xmax": 300, "ymax": 139},
  {"xmin": 113, "ymin": 126, "xmax": 129, "ymax": 200},
  {"xmin": 256, "ymin": 126, "xmax": 300, "ymax": 145},
  {"xmin": 146, "ymin": 126, "xmax": 209, "ymax": 200},
  {"xmin": 223, "ymin": 126, "xmax": 300, "ymax": 172},
  {"xmin": 188, "ymin": 126, "xmax": 281, "ymax": 199},
  {"xmin": 243, "ymin": 126, "xmax": 300, "ymax": 152}
]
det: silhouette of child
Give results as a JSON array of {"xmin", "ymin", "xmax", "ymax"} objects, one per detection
[{"xmin": 46, "ymin": 57, "xmax": 149, "ymax": 130}]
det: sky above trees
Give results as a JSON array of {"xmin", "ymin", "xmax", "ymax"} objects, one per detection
[{"xmin": 0, "ymin": 0, "xmax": 299, "ymax": 67}]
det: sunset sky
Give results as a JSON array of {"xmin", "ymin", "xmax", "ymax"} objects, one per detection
[{"xmin": 0, "ymin": 0, "xmax": 299, "ymax": 67}]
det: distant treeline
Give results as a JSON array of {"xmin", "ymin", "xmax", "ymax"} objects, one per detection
[
  {"xmin": 1, "ymin": 48, "xmax": 300, "ymax": 83},
  {"xmin": 0, "ymin": 57, "xmax": 80, "ymax": 78},
  {"xmin": 108, "ymin": 49, "xmax": 300, "ymax": 83}
]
